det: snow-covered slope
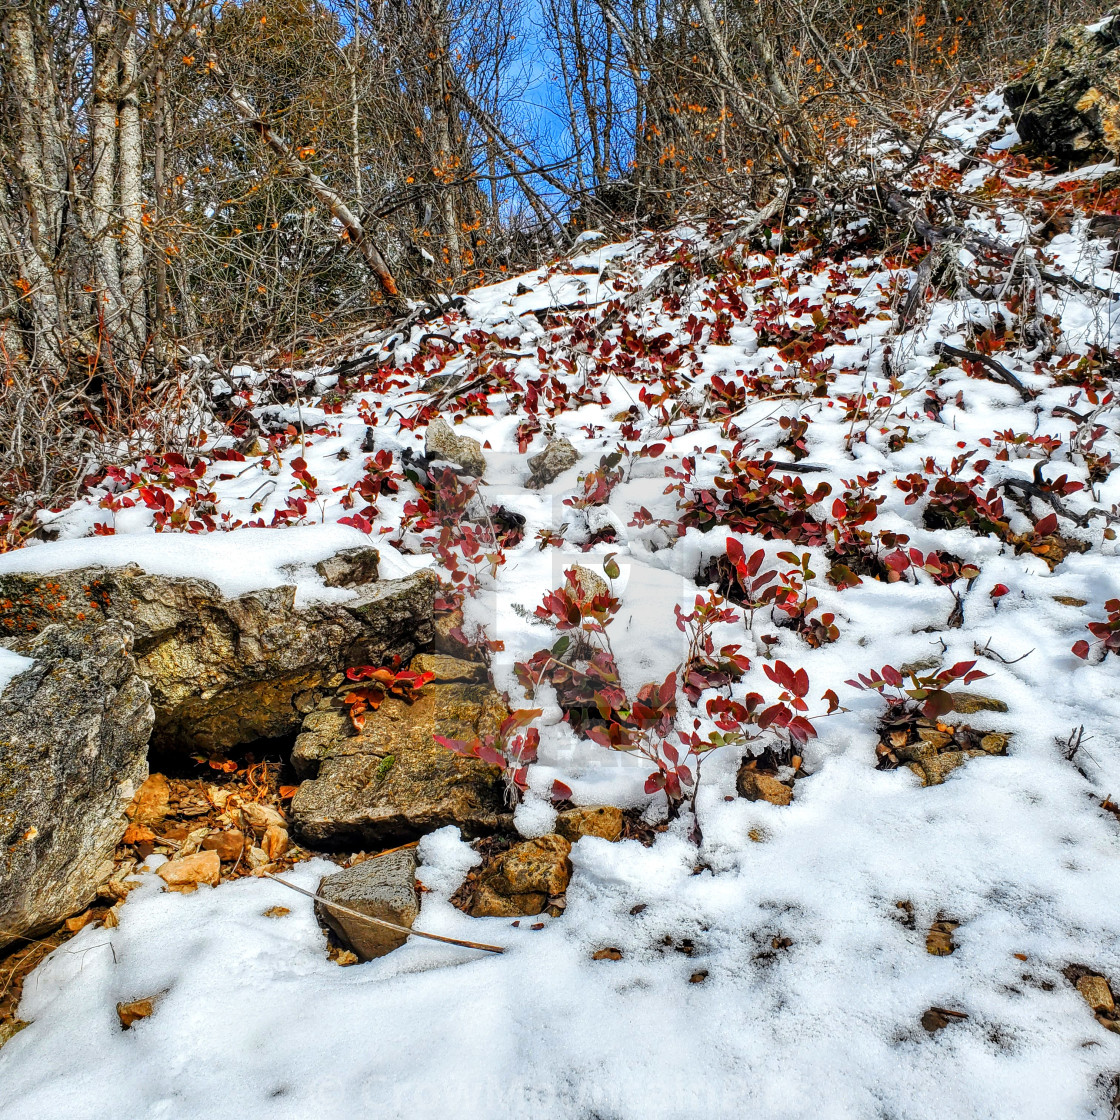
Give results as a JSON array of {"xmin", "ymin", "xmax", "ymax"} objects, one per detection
[{"xmin": 2, "ymin": 93, "xmax": 1120, "ymax": 1118}]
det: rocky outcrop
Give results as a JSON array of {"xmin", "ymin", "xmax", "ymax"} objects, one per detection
[
  {"xmin": 425, "ymin": 417, "xmax": 486, "ymax": 476},
  {"xmin": 0, "ymin": 622, "xmax": 154, "ymax": 950},
  {"xmin": 316, "ymin": 849, "xmax": 420, "ymax": 959},
  {"xmin": 469, "ymin": 834, "xmax": 572, "ymax": 917},
  {"xmin": 290, "ymin": 660, "xmax": 510, "ymax": 848},
  {"xmin": 1006, "ymin": 14, "xmax": 1120, "ymax": 165},
  {"xmin": 527, "ymin": 437, "xmax": 579, "ymax": 488},
  {"xmin": 0, "ymin": 552, "xmax": 438, "ymax": 753}
]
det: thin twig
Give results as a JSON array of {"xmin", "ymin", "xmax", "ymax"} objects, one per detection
[{"xmin": 263, "ymin": 872, "xmax": 505, "ymax": 954}]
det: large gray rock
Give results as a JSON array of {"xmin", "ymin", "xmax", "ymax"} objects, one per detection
[
  {"xmin": 316, "ymin": 849, "xmax": 420, "ymax": 959},
  {"xmin": 0, "ymin": 555, "xmax": 438, "ymax": 754},
  {"xmin": 291, "ymin": 668, "xmax": 510, "ymax": 849},
  {"xmin": 1005, "ymin": 13, "xmax": 1120, "ymax": 166},
  {"xmin": 0, "ymin": 622, "xmax": 153, "ymax": 949}
]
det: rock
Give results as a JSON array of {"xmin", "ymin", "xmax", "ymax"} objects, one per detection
[
  {"xmin": 1005, "ymin": 15, "xmax": 1120, "ymax": 165},
  {"xmin": 736, "ymin": 766, "xmax": 793, "ymax": 806},
  {"xmin": 425, "ymin": 417, "xmax": 486, "ymax": 476},
  {"xmin": 0, "ymin": 563, "xmax": 437, "ymax": 754},
  {"xmin": 527, "ymin": 437, "xmax": 580, "ymax": 488},
  {"xmin": 905, "ymin": 749, "xmax": 988, "ymax": 786},
  {"xmin": 202, "ymin": 829, "xmax": 245, "ymax": 862},
  {"xmin": 262, "ymin": 825, "xmax": 289, "ymax": 860},
  {"xmin": 1077, "ymin": 974, "xmax": 1116, "ymax": 1015},
  {"xmin": 156, "ymin": 849, "xmax": 221, "ymax": 888},
  {"xmin": 979, "ymin": 732, "xmax": 1011, "ymax": 754},
  {"xmin": 926, "ymin": 920, "xmax": 959, "ymax": 956},
  {"xmin": 315, "ymin": 849, "xmax": 420, "ymax": 960},
  {"xmin": 947, "ymin": 692, "xmax": 1008, "ymax": 715},
  {"xmin": 128, "ymin": 773, "xmax": 170, "ymax": 825},
  {"xmin": 314, "ymin": 546, "xmax": 381, "ymax": 588},
  {"xmin": 291, "ymin": 675, "xmax": 510, "ymax": 848},
  {"xmin": 555, "ymin": 805, "xmax": 623, "ymax": 842},
  {"xmin": 263, "ymin": 906, "xmax": 290, "ymax": 918},
  {"xmin": 1053, "ymin": 595, "xmax": 1089, "ymax": 607},
  {"xmin": 408, "ymin": 653, "xmax": 487, "ymax": 683},
  {"xmin": 116, "ymin": 997, "xmax": 156, "ymax": 1029},
  {"xmin": 470, "ymin": 834, "xmax": 572, "ymax": 917},
  {"xmin": 433, "ymin": 608, "xmax": 470, "ymax": 656},
  {"xmin": 0, "ymin": 622, "xmax": 153, "ymax": 951}
]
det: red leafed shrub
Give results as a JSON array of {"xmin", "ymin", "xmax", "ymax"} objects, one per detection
[
  {"xmin": 675, "ymin": 590, "xmax": 750, "ymax": 702},
  {"xmin": 435, "ymin": 708, "xmax": 543, "ymax": 804},
  {"xmin": 1073, "ymin": 599, "xmax": 1120, "ymax": 661},
  {"xmin": 342, "ymin": 664, "xmax": 435, "ymax": 731},
  {"xmin": 681, "ymin": 446, "xmax": 832, "ymax": 544},
  {"xmin": 883, "ymin": 548, "xmax": 979, "ymax": 586},
  {"xmin": 846, "ymin": 660, "xmax": 988, "ymax": 721}
]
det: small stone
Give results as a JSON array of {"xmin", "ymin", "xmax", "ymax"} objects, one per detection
[
  {"xmin": 116, "ymin": 998, "xmax": 156, "ymax": 1029},
  {"xmin": 202, "ymin": 829, "xmax": 246, "ymax": 862},
  {"xmin": 314, "ymin": 547, "xmax": 380, "ymax": 588},
  {"xmin": 1077, "ymin": 974, "xmax": 1116, "ymax": 1015},
  {"xmin": 948, "ymin": 692, "xmax": 1009, "ymax": 714},
  {"xmin": 263, "ymin": 906, "xmax": 291, "ymax": 919},
  {"xmin": 315, "ymin": 849, "xmax": 420, "ymax": 960},
  {"xmin": 247, "ymin": 846, "xmax": 269, "ymax": 869},
  {"xmin": 409, "ymin": 653, "xmax": 487, "ymax": 683},
  {"xmin": 690, "ymin": 971, "xmax": 708, "ymax": 983},
  {"xmin": 555, "ymin": 806, "xmax": 624, "ymax": 843},
  {"xmin": 527, "ymin": 437, "xmax": 580, "ymax": 488},
  {"xmin": 470, "ymin": 835, "xmax": 572, "ymax": 918},
  {"xmin": 425, "ymin": 416, "xmax": 486, "ymax": 476},
  {"xmin": 262, "ymin": 825, "xmax": 289, "ymax": 861},
  {"xmin": 926, "ymin": 920, "xmax": 959, "ymax": 956},
  {"xmin": 129, "ymin": 774, "xmax": 170, "ymax": 825},
  {"xmin": 915, "ymin": 728, "xmax": 953, "ymax": 749},
  {"xmin": 157, "ymin": 850, "xmax": 220, "ymax": 888},
  {"xmin": 592, "ymin": 947, "xmax": 623, "ymax": 960},
  {"xmin": 1053, "ymin": 595, "xmax": 1088, "ymax": 607},
  {"xmin": 736, "ymin": 767, "xmax": 793, "ymax": 806},
  {"xmin": 979, "ymin": 733, "xmax": 1011, "ymax": 754},
  {"xmin": 329, "ymin": 947, "xmax": 359, "ymax": 966}
]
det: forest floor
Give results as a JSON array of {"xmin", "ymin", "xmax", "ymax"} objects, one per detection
[{"xmin": 1, "ymin": 91, "xmax": 1120, "ymax": 1118}]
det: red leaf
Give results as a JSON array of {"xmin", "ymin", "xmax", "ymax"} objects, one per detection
[
  {"xmin": 551, "ymin": 779, "xmax": 573, "ymax": 803},
  {"xmin": 1034, "ymin": 512, "xmax": 1058, "ymax": 536},
  {"xmin": 1072, "ymin": 640, "xmax": 1091, "ymax": 659},
  {"xmin": 990, "ymin": 584, "xmax": 1009, "ymax": 598}
]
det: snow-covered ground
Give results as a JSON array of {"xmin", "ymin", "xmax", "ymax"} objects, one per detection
[{"xmin": 2, "ymin": 94, "xmax": 1120, "ymax": 1118}]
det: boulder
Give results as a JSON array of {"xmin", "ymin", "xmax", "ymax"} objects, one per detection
[
  {"xmin": 425, "ymin": 417, "xmax": 486, "ymax": 476},
  {"xmin": 0, "ymin": 558, "xmax": 437, "ymax": 754},
  {"xmin": 1005, "ymin": 14, "xmax": 1120, "ymax": 166},
  {"xmin": 315, "ymin": 849, "xmax": 420, "ymax": 959},
  {"xmin": 470, "ymin": 834, "xmax": 572, "ymax": 917},
  {"xmin": 290, "ymin": 672, "xmax": 510, "ymax": 848},
  {"xmin": 0, "ymin": 622, "xmax": 154, "ymax": 950},
  {"xmin": 527, "ymin": 437, "xmax": 580, "ymax": 488},
  {"xmin": 555, "ymin": 805, "xmax": 623, "ymax": 842}
]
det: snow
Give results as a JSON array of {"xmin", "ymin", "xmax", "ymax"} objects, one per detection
[
  {"xmin": 0, "ymin": 648, "xmax": 33, "ymax": 693},
  {"xmin": 3, "ymin": 92, "xmax": 1120, "ymax": 1117},
  {"xmin": 0, "ymin": 523, "xmax": 432, "ymax": 605}
]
